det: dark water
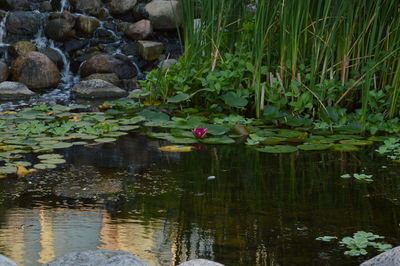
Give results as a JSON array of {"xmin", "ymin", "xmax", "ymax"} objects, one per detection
[{"xmin": 0, "ymin": 133, "xmax": 399, "ymax": 265}]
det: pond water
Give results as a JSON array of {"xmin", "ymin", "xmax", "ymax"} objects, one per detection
[{"xmin": 0, "ymin": 133, "xmax": 399, "ymax": 265}]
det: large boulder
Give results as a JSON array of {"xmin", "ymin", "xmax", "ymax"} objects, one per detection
[
  {"xmin": 70, "ymin": 0, "xmax": 102, "ymax": 13},
  {"xmin": 0, "ymin": 81, "xmax": 35, "ymax": 100},
  {"xmin": 80, "ymin": 54, "xmax": 137, "ymax": 79},
  {"xmin": 0, "ymin": 0, "xmax": 30, "ymax": 11},
  {"xmin": 85, "ymin": 73, "xmax": 121, "ymax": 86},
  {"xmin": 144, "ymin": 0, "xmax": 182, "ymax": 30},
  {"xmin": 361, "ymin": 246, "xmax": 400, "ymax": 266},
  {"xmin": 0, "ymin": 254, "xmax": 17, "ymax": 266},
  {"xmin": 0, "ymin": 61, "xmax": 9, "ymax": 82},
  {"xmin": 6, "ymin": 11, "xmax": 41, "ymax": 36},
  {"xmin": 11, "ymin": 51, "xmax": 60, "ymax": 90},
  {"xmin": 178, "ymin": 260, "xmax": 224, "ymax": 266},
  {"xmin": 72, "ymin": 79, "xmax": 128, "ymax": 99},
  {"xmin": 109, "ymin": 0, "xmax": 137, "ymax": 15},
  {"xmin": 45, "ymin": 249, "xmax": 149, "ymax": 266},
  {"xmin": 76, "ymin": 15, "xmax": 100, "ymax": 36},
  {"xmin": 125, "ymin": 19, "xmax": 152, "ymax": 40},
  {"xmin": 45, "ymin": 18, "xmax": 75, "ymax": 42}
]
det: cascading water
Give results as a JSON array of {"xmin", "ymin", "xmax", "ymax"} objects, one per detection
[
  {"xmin": 0, "ymin": 12, "xmax": 8, "ymax": 44},
  {"xmin": 59, "ymin": 0, "xmax": 71, "ymax": 12}
]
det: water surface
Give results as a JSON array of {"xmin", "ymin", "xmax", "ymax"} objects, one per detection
[{"xmin": 0, "ymin": 134, "xmax": 399, "ymax": 265}]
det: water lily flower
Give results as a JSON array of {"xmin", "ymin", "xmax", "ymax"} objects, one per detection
[{"xmin": 192, "ymin": 127, "xmax": 208, "ymax": 139}]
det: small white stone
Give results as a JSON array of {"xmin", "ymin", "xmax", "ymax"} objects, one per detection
[{"xmin": 207, "ymin": 176, "xmax": 216, "ymax": 180}]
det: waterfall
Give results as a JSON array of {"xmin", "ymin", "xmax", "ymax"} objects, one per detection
[
  {"xmin": 0, "ymin": 12, "xmax": 8, "ymax": 45},
  {"xmin": 60, "ymin": 0, "xmax": 70, "ymax": 12}
]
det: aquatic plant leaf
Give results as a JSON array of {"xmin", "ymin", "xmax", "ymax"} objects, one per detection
[
  {"xmin": 170, "ymin": 130, "xmax": 196, "ymax": 138},
  {"xmin": 339, "ymin": 139, "xmax": 373, "ymax": 146},
  {"xmin": 34, "ymin": 163, "xmax": 57, "ymax": 169},
  {"xmin": 298, "ymin": 144, "xmax": 332, "ymax": 151},
  {"xmin": 316, "ymin": 236, "xmax": 337, "ymax": 242},
  {"xmin": 261, "ymin": 137, "xmax": 286, "ymax": 145},
  {"xmin": 37, "ymin": 154, "xmax": 64, "ymax": 160},
  {"xmin": 164, "ymin": 136, "xmax": 198, "ymax": 144},
  {"xmin": 307, "ymin": 136, "xmax": 333, "ymax": 144},
  {"xmin": 167, "ymin": 93, "xmax": 190, "ymax": 103},
  {"xmin": 159, "ymin": 145, "xmax": 194, "ymax": 152},
  {"xmin": 0, "ymin": 166, "xmax": 16, "ymax": 174},
  {"xmin": 223, "ymin": 92, "xmax": 248, "ymax": 107},
  {"xmin": 118, "ymin": 116, "xmax": 145, "ymax": 125},
  {"xmin": 200, "ymin": 136, "xmax": 235, "ymax": 144},
  {"xmin": 138, "ymin": 109, "xmax": 169, "ymax": 121},
  {"xmin": 41, "ymin": 158, "xmax": 66, "ymax": 165},
  {"xmin": 94, "ymin": 138, "xmax": 117, "ymax": 143},
  {"xmin": 116, "ymin": 125, "xmax": 139, "ymax": 131},
  {"xmin": 256, "ymin": 145, "xmax": 298, "ymax": 153},
  {"xmin": 40, "ymin": 142, "xmax": 73, "ymax": 149},
  {"xmin": 340, "ymin": 174, "xmax": 352, "ymax": 178},
  {"xmin": 205, "ymin": 125, "xmax": 230, "ymax": 135}
]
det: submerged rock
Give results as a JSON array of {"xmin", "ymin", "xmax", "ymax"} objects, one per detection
[
  {"xmin": 137, "ymin": 40, "xmax": 164, "ymax": 61},
  {"xmin": 72, "ymin": 79, "xmax": 128, "ymax": 99},
  {"xmin": 178, "ymin": 259, "xmax": 225, "ymax": 266},
  {"xmin": 0, "ymin": 254, "xmax": 17, "ymax": 266},
  {"xmin": 45, "ymin": 249, "xmax": 149, "ymax": 266},
  {"xmin": 11, "ymin": 51, "xmax": 61, "ymax": 90},
  {"xmin": 361, "ymin": 246, "xmax": 400, "ymax": 266},
  {"xmin": 80, "ymin": 54, "xmax": 137, "ymax": 79},
  {"xmin": 144, "ymin": 0, "xmax": 182, "ymax": 30},
  {"xmin": 0, "ymin": 81, "xmax": 35, "ymax": 100}
]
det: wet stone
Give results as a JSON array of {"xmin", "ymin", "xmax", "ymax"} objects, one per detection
[
  {"xmin": 137, "ymin": 40, "xmax": 164, "ymax": 61},
  {"xmin": 72, "ymin": 79, "xmax": 128, "ymax": 99},
  {"xmin": 0, "ymin": 81, "xmax": 35, "ymax": 100}
]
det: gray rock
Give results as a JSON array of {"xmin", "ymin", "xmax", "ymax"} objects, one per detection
[
  {"xmin": 361, "ymin": 246, "xmax": 400, "ymax": 266},
  {"xmin": 159, "ymin": 58, "xmax": 177, "ymax": 69},
  {"xmin": 0, "ymin": 81, "xmax": 35, "ymax": 100},
  {"xmin": 137, "ymin": 40, "xmax": 164, "ymax": 61},
  {"xmin": 0, "ymin": 254, "xmax": 17, "ymax": 266},
  {"xmin": 125, "ymin": 19, "xmax": 152, "ymax": 40},
  {"xmin": 85, "ymin": 73, "xmax": 121, "ymax": 86},
  {"xmin": 144, "ymin": 0, "xmax": 182, "ymax": 30},
  {"xmin": 6, "ymin": 11, "xmax": 41, "ymax": 36},
  {"xmin": 109, "ymin": 0, "xmax": 137, "ymax": 15},
  {"xmin": 72, "ymin": 79, "xmax": 128, "ymax": 99},
  {"xmin": 45, "ymin": 249, "xmax": 149, "ymax": 266},
  {"xmin": 178, "ymin": 259, "xmax": 225, "ymax": 266},
  {"xmin": 0, "ymin": 61, "xmax": 9, "ymax": 82},
  {"xmin": 70, "ymin": 0, "xmax": 103, "ymax": 14}
]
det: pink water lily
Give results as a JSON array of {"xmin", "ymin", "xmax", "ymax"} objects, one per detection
[{"xmin": 192, "ymin": 127, "xmax": 208, "ymax": 139}]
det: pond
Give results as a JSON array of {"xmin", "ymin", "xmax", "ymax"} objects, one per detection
[{"xmin": 0, "ymin": 133, "xmax": 399, "ymax": 265}]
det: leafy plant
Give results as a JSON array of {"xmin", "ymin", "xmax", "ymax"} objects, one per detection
[
  {"xmin": 340, "ymin": 173, "xmax": 374, "ymax": 182},
  {"xmin": 340, "ymin": 231, "xmax": 392, "ymax": 256}
]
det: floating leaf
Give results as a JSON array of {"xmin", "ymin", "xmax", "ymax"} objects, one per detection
[
  {"xmin": 116, "ymin": 125, "xmax": 139, "ymax": 131},
  {"xmin": 256, "ymin": 145, "xmax": 298, "ymax": 153},
  {"xmin": 339, "ymin": 139, "xmax": 373, "ymax": 146},
  {"xmin": 200, "ymin": 136, "xmax": 235, "ymax": 144},
  {"xmin": 118, "ymin": 116, "xmax": 145, "ymax": 125},
  {"xmin": 40, "ymin": 142, "xmax": 73, "ymax": 149},
  {"xmin": 41, "ymin": 158, "xmax": 66, "ymax": 165},
  {"xmin": 332, "ymin": 144, "xmax": 360, "ymax": 152},
  {"xmin": 0, "ymin": 165, "xmax": 16, "ymax": 174},
  {"xmin": 37, "ymin": 154, "xmax": 64, "ymax": 160},
  {"xmin": 94, "ymin": 138, "xmax": 117, "ymax": 143},
  {"xmin": 34, "ymin": 163, "xmax": 57, "ymax": 169},
  {"xmin": 261, "ymin": 137, "xmax": 286, "ymax": 145},
  {"xmin": 159, "ymin": 145, "xmax": 194, "ymax": 152}
]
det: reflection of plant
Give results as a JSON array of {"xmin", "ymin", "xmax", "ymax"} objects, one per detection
[
  {"xmin": 317, "ymin": 231, "xmax": 392, "ymax": 257},
  {"xmin": 340, "ymin": 173, "xmax": 373, "ymax": 182}
]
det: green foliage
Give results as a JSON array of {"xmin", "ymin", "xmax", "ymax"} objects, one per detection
[
  {"xmin": 376, "ymin": 138, "xmax": 400, "ymax": 162},
  {"xmin": 341, "ymin": 173, "xmax": 374, "ymax": 182}
]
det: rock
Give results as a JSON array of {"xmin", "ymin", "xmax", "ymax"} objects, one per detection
[
  {"xmin": 45, "ymin": 249, "xmax": 149, "ymax": 266},
  {"xmin": 11, "ymin": 51, "xmax": 60, "ymax": 90},
  {"xmin": 0, "ymin": 81, "xmax": 35, "ymax": 100},
  {"xmin": 85, "ymin": 73, "xmax": 121, "ymax": 86},
  {"xmin": 8, "ymin": 41, "xmax": 37, "ymax": 57},
  {"xmin": 94, "ymin": 28, "xmax": 117, "ymax": 43},
  {"xmin": 144, "ymin": 0, "xmax": 182, "ymax": 30},
  {"xmin": 45, "ymin": 18, "xmax": 74, "ymax": 42},
  {"xmin": 137, "ymin": 40, "xmax": 163, "ymax": 61},
  {"xmin": 6, "ymin": 11, "xmax": 41, "ymax": 36},
  {"xmin": 64, "ymin": 39, "xmax": 90, "ymax": 53},
  {"xmin": 178, "ymin": 259, "xmax": 225, "ymax": 266},
  {"xmin": 80, "ymin": 54, "xmax": 137, "ymax": 79},
  {"xmin": 77, "ymin": 15, "xmax": 100, "ymax": 36},
  {"xmin": 39, "ymin": 1, "xmax": 52, "ymax": 12},
  {"xmin": 0, "ymin": 254, "xmax": 17, "ymax": 266},
  {"xmin": 39, "ymin": 47, "xmax": 64, "ymax": 69},
  {"xmin": 361, "ymin": 246, "xmax": 400, "ymax": 266},
  {"xmin": 109, "ymin": 0, "xmax": 137, "ymax": 15},
  {"xmin": 159, "ymin": 58, "xmax": 177, "ymax": 69},
  {"xmin": 70, "ymin": 0, "xmax": 102, "ymax": 14},
  {"xmin": 0, "ymin": 61, "xmax": 9, "ymax": 82},
  {"xmin": 72, "ymin": 79, "xmax": 128, "ymax": 99},
  {"xmin": 0, "ymin": 0, "xmax": 30, "ymax": 11},
  {"xmin": 125, "ymin": 19, "xmax": 152, "ymax": 40}
]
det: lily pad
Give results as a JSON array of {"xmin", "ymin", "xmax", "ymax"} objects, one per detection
[
  {"xmin": 159, "ymin": 145, "xmax": 194, "ymax": 152},
  {"xmin": 256, "ymin": 145, "xmax": 298, "ymax": 153},
  {"xmin": 298, "ymin": 144, "xmax": 332, "ymax": 151},
  {"xmin": 37, "ymin": 154, "xmax": 64, "ymax": 160},
  {"xmin": 0, "ymin": 165, "xmax": 16, "ymax": 174},
  {"xmin": 118, "ymin": 116, "xmax": 145, "ymax": 125},
  {"xmin": 94, "ymin": 138, "xmax": 117, "ymax": 143},
  {"xmin": 200, "ymin": 136, "xmax": 235, "ymax": 144},
  {"xmin": 41, "ymin": 158, "xmax": 66, "ymax": 165},
  {"xmin": 116, "ymin": 125, "xmax": 139, "ymax": 131},
  {"xmin": 40, "ymin": 142, "xmax": 73, "ymax": 149},
  {"xmin": 34, "ymin": 163, "xmax": 57, "ymax": 169},
  {"xmin": 339, "ymin": 139, "xmax": 373, "ymax": 146},
  {"xmin": 164, "ymin": 136, "xmax": 198, "ymax": 144},
  {"xmin": 261, "ymin": 137, "xmax": 286, "ymax": 145}
]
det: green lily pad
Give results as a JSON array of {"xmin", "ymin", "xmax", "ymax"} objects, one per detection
[
  {"xmin": 103, "ymin": 131, "xmax": 128, "ymax": 137},
  {"xmin": 94, "ymin": 138, "xmax": 117, "ymax": 143},
  {"xmin": 164, "ymin": 136, "xmax": 198, "ymax": 144},
  {"xmin": 170, "ymin": 129, "xmax": 196, "ymax": 138},
  {"xmin": 41, "ymin": 158, "xmax": 66, "ymax": 165},
  {"xmin": 34, "ymin": 163, "xmax": 57, "ymax": 169},
  {"xmin": 307, "ymin": 136, "xmax": 333, "ymax": 144},
  {"xmin": 256, "ymin": 145, "xmax": 298, "ymax": 153},
  {"xmin": 72, "ymin": 141, "xmax": 89, "ymax": 146},
  {"xmin": 339, "ymin": 139, "xmax": 373, "ymax": 146},
  {"xmin": 40, "ymin": 142, "xmax": 73, "ymax": 149},
  {"xmin": 298, "ymin": 144, "xmax": 332, "ymax": 151},
  {"xmin": 116, "ymin": 125, "xmax": 139, "ymax": 131},
  {"xmin": 12, "ymin": 161, "xmax": 32, "ymax": 167},
  {"xmin": 118, "ymin": 116, "xmax": 145, "ymax": 125},
  {"xmin": 200, "ymin": 136, "xmax": 235, "ymax": 144},
  {"xmin": 37, "ymin": 154, "xmax": 64, "ymax": 160},
  {"xmin": 0, "ymin": 165, "xmax": 16, "ymax": 174},
  {"xmin": 261, "ymin": 137, "xmax": 286, "ymax": 145},
  {"xmin": 332, "ymin": 144, "xmax": 360, "ymax": 152}
]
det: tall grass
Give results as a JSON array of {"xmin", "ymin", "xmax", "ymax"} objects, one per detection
[{"xmin": 177, "ymin": 0, "xmax": 400, "ymax": 126}]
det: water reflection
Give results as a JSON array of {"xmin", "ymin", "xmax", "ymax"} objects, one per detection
[{"xmin": 0, "ymin": 135, "xmax": 399, "ymax": 265}]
